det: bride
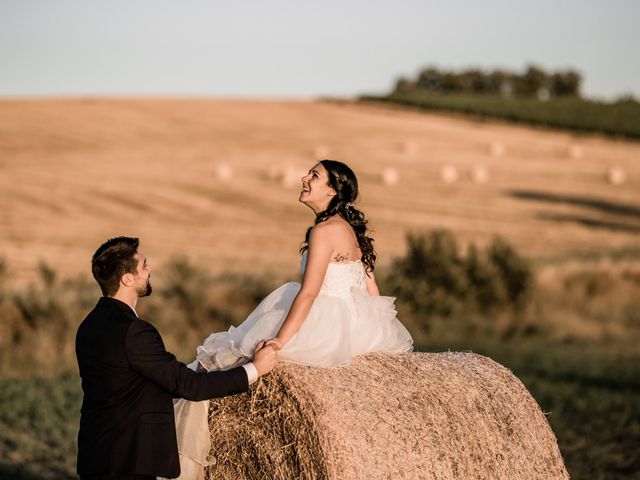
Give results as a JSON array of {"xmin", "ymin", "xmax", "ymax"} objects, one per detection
[{"xmin": 172, "ymin": 160, "xmax": 413, "ymax": 479}]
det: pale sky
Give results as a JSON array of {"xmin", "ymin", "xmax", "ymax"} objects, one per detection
[{"xmin": 1, "ymin": 0, "xmax": 638, "ymax": 99}]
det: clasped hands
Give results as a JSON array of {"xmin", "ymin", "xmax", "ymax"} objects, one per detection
[
  {"xmin": 261, "ymin": 337, "xmax": 283, "ymax": 351},
  {"xmin": 254, "ymin": 337, "xmax": 283, "ymax": 353},
  {"xmin": 196, "ymin": 339, "xmax": 282, "ymax": 376}
]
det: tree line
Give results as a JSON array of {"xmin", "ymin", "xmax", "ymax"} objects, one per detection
[{"xmin": 394, "ymin": 65, "xmax": 582, "ymax": 99}]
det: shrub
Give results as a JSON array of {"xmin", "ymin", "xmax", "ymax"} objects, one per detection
[
  {"xmin": 487, "ymin": 237, "xmax": 534, "ymax": 308},
  {"xmin": 126, "ymin": 256, "xmax": 277, "ymax": 362},
  {"xmin": 1, "ymin": 262, "xmax": 98, "ymax": 377},
  {"xmin": 0, "ymin": 256, "xmax": 278, "ymax": 376},
  {"xmin": 386, "ymin": 230, "xmax": 534, "ymax": 322}
]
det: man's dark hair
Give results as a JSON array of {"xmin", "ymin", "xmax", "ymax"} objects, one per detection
[{"xmin": 91, "ymin": 236, "xmax": 140, "ymax": 296}]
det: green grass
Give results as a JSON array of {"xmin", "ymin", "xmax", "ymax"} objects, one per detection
[
  {"xmin": 360, "ymin": 92, "xmax": 640, "ymax": 139},
  {"xmin": 0, "ymin": 375, "xmax": 81, "ymax": 479}
]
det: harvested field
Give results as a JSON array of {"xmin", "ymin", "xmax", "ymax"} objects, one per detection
[
  {"xmin": 1, "ymin": 99, "xmax": 639, "ymax": 284},
  {"xmin": 207, "ymin": 352, "xmax": 569, "ymax": 479}
]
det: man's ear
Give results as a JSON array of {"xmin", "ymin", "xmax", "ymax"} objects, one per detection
[{"xmin": 121, "ymin": 272, "xmax": 135, "ymax": 288}]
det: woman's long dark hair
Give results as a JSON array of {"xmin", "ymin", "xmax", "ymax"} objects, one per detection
[{"xmin": 300, "ymin": 159, "xmax": 376, "ymax": 272}]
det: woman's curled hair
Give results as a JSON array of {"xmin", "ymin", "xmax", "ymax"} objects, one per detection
[{"xmin": 300, "ymin": 159, "xmax": 376, "ymax": 273}]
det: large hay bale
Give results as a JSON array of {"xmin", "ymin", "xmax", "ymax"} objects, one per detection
[{"xmin": 207, "ymin": 352, "xmax": 568, "ymax": 480}]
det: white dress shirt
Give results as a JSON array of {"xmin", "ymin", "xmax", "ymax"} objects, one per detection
[{"xmin": 241, "ymin": 362, "xmax": 259, "ymax": 385}]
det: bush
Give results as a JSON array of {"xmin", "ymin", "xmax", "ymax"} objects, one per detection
[
  {"xmin": 487, "ymin": 237, "xmax": 534, "ymax": 308},
  {"xmin": 142, "ymin": 257, "xmax": 276, "ymax": 361},
  {"xmin": 0, "ymin": 256, "xmax": 278, "ymax": 376},
  {"xmin": 0, "ymin": 262, "xmax": 98, "ymax": 377},
  {"xmin": 386, "ymin": 230, "xmax": 534, "ymax": 322}
]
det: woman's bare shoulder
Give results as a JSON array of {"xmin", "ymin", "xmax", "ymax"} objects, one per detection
[{"xmin": 311, "ymin": 217, "xmax": 351, "ymax": 237}]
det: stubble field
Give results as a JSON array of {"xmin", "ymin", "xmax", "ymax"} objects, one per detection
[{"xmin": 1, "ymin": 98, "xmax": 639, "ymax": 283}]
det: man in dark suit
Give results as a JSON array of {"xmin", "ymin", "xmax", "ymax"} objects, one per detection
[{"xmin": 76, "ymin": 236, "xmax": 278, "ymax": 480}]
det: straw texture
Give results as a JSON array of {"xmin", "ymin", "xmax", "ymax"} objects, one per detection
[{"xmin": 206, "ymin": 352, "xmax": 568, "ymax": 479}]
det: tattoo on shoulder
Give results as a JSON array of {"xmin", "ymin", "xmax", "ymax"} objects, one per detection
[{"xmin": 333, "ymin": 253, "xmax": 349, "ymax": 263}]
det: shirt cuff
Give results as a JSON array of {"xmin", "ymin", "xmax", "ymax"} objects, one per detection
[{"xmin": 242, "ymin": 362, "xmax": 259, "ymax": 385}]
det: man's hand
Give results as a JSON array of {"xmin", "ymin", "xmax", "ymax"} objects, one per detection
[
  {"xmin": 264, "ymin": 338, "xmax": 283, "ymax": 351},
  {"xmin": 253, "ymin": 344, "xmax": 278, "ymax": 377}
]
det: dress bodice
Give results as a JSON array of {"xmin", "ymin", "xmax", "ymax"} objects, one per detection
[{"xmin": 300, "ymin": 252, "xmax": 367, "ymax": 298}]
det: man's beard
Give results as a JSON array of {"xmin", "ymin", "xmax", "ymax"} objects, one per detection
[{"xmin": 136, "ymin": 280, "xmax": 152, "ymax": 297}]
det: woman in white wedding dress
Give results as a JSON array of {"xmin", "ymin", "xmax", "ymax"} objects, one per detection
[{"xmin": 171, "ymin": 160, "xmax": 413, "ymax": 480}]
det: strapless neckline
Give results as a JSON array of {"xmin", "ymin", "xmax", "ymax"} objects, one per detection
[
  {"xmin": 329, "ymin": 259, "xmax": 362, "ymax": 265},
  {"xmin": 301, "ymin": 252, "xmax": 362, "ymax": 271}
]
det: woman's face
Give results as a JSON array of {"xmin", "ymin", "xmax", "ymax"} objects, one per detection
[{"xmin": 299, "ymin": 162, "xmax": 335, "ymax": 213}]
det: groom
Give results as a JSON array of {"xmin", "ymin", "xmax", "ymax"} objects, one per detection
[{"xmin": 75, "ymin": 236, "xmax": 278, "ymax": 479}]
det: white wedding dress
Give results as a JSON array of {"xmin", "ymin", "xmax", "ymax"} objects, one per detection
[{"xmin": 170, "ymin": 253, "xmax": 414, "ymax": 479}]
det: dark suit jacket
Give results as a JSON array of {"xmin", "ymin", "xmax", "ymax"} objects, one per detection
[{"xmin": 75, "ymin": 296, "xmax": 249, "ymax": 478}]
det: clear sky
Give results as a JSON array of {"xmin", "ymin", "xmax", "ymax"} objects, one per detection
[{"xmin": 1, "ymin": 0, "xmax": 638, "ymax": 99}]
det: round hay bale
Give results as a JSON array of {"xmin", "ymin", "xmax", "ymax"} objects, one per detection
[
  {"xmin": 266, "ymin": 163, "xmax": 282, "ymax": 181},
  {"xmin": 397, "ymin": 140, "xmax": 418, "ymax": 156},
  {"xmin": 470, "ymin": 164, "xmax": 490, "ymax": 184},
  {"xmin": 606, "ymin": 166, "xmax": 626, "ymax": 185},
  {"xmin": 567, "ymin": 143, "xmax": 584, "ymax": 159},
  {"xmin": 206, "ymin": 352, "xmax": 568, "ymax": 480},
  {"xmin": 280, "ymin": 164, "xmax": 306, "ymax": 189},
  {"xmin": 380, "ymin": 166, "xmax": 400, "ymax": 186},
  {"xmin": 489, "ymin": 142, "xmax": 505, "ymax": 158},
  {"xmin": 440, "ymin": 164, "xmax": 459, "ymax": 184},
  {"xmin": 313, "ymin": 144, "xmax": 331, "ymax": 159},
  {"xmin": 214, "ymin": 163, "xmax": 233, "ymax": 182},
  {"xmin": 265, "ymin": 163, "xmax": 307, "ymax": 188}
]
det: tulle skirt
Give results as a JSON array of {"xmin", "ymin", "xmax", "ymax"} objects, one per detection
[{"xmin": 168, "ymin": 282, "xmax": 413, "ymax": 479}]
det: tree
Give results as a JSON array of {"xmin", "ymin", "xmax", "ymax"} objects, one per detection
[{"xmin": 551, "ymin": 70, "xmax": 581, "ymax": 96}]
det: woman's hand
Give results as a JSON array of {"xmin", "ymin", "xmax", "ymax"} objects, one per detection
[{"xmin": 264, "ymin": 338, "xmax": 283, "ymax": 351}]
